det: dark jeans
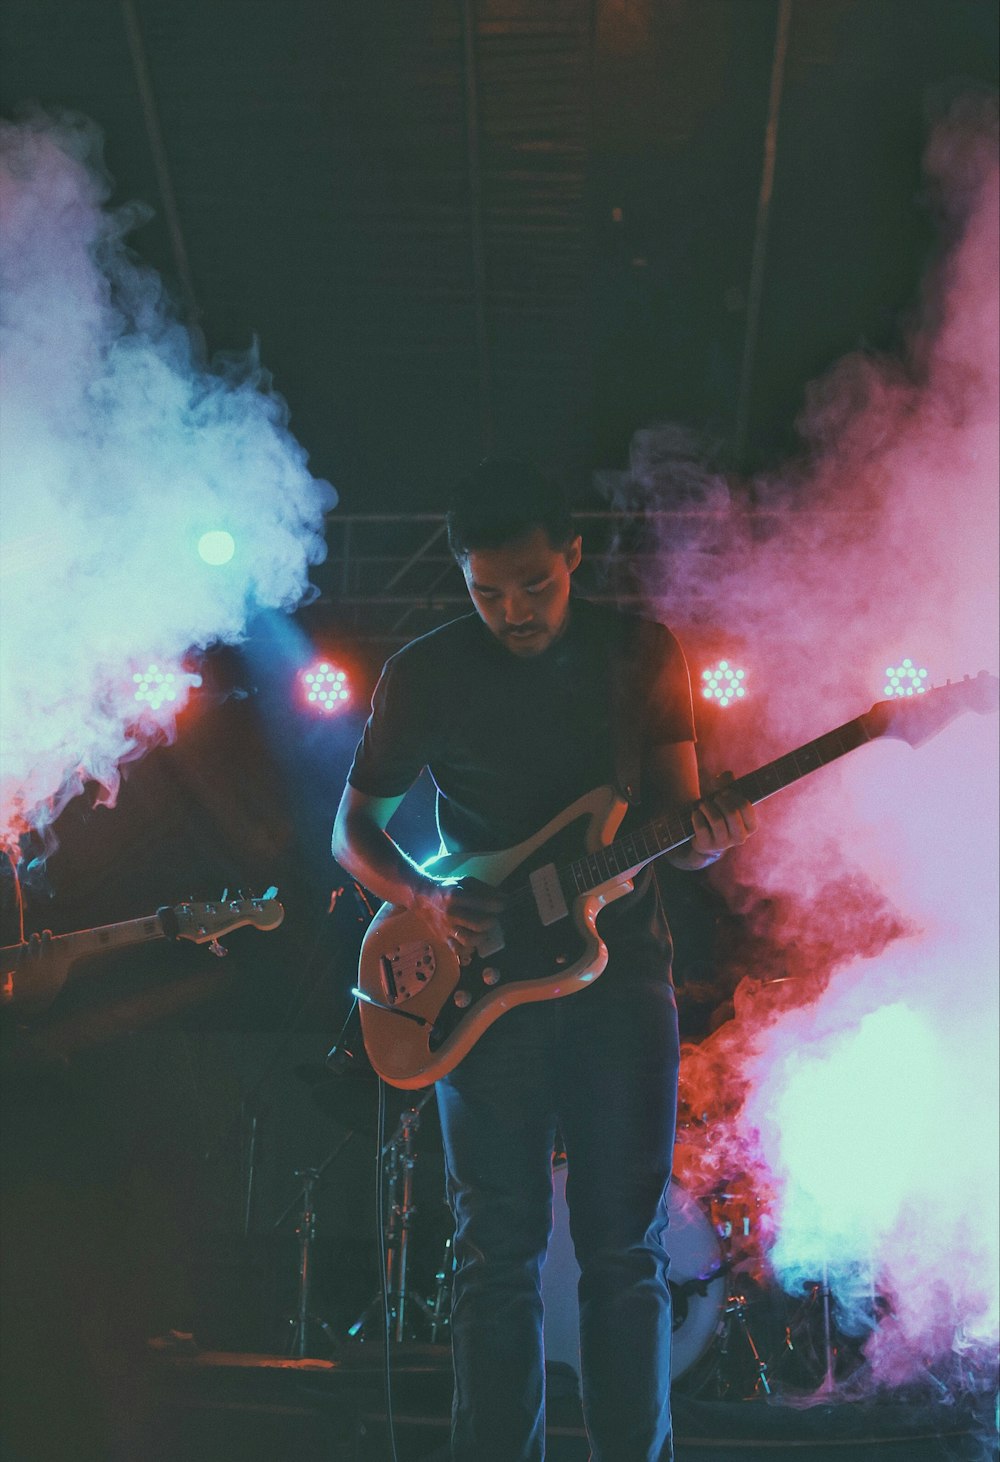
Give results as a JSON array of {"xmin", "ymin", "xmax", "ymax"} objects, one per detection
[{"xmin": 436, "ymin": 966, "xmax": 680, "ymax": 1462}]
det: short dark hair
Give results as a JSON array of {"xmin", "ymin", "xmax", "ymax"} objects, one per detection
[{"xmin": 446, "ymin": 458, "xmax": 574, "ymax": 560}]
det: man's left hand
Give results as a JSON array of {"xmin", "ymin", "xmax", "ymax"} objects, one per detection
[{"xmin": 690, "ymin": 771, "xmax": 757, "ymax": 859}]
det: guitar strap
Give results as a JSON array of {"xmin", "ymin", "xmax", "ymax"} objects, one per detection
[{"xmin": 610, "ymin": 614, "xmax": 659, "ymax": 809}]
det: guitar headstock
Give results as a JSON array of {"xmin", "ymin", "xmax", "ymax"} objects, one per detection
[
  {"xmin": 170, "ymin": 894, "xmax": 285, "ymax": 944},
  {"xmin": 862, "ymin": 671, "xmax": 999, "ymax": 748}
]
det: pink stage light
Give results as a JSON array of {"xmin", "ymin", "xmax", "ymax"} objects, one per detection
[
  {"xmin": 300, "ymin": 661, "xmax": 351, "ymax": 715},
  {"xmin": 700, "ymin": 660, "xmax": 747, "ymax": 708}
]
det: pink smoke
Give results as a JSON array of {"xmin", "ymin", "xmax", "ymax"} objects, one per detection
[{"xmin": 639, "ymin": 98, "xmax": 998, "ymax": 1389}]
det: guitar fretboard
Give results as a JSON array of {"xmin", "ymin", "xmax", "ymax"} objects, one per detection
[
  {"xmin": 49, "ymin": 916, "xmax": 164, "ymax": 958},
  {"xmin": 568, "ymin": 715, "xmax": 873, "ymax": 895}
]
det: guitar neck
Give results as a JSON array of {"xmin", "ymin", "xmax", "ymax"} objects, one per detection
[
  {"xmin": 44, "ymin": 915, "xmax": 166, "ymax": 961},
  {"xmin": 571, "ymin": 714, "xmax": 873, "ymax": 893}
]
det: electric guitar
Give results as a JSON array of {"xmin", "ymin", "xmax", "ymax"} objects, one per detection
[
  {"xmin": 1, "ymin": 892, "xmax": 284, "ymax": 1016},
  {"xmin": 357, "ymin": 674, "xmax": 998, "ymax": 1089}
]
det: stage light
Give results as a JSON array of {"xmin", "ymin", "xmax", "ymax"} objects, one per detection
[
  {"xmin": 883, "ymin": 658, "xmax": 929, "ymax": 698},
  {"xmin": 132, "ymin": 663, "xmax": 202, "ymax": 712},
  {"xmin": 198, "ymin": 530, "xmax": 236, "ymax": 565},
  {"xmin": 300, "ymin": 661, "xmax": 352, "ymax": 715},
  {"xmin": 700, "ymin": 660, "xmax": 747, "ymax": 708}
]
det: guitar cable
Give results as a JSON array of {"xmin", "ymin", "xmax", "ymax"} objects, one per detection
[
  {"xmin": 375, "ymin": 1074, "xmax": 402, "ymax": 1462},
  {"xmin": 324, "ymin": 992, "xmax": 362, "ymax": 1072}
]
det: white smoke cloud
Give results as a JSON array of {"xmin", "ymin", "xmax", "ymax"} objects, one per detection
[
  {"xmin": 740, "ymin": 931, "xmax": 999, "ymax": 1387},
  {"xmin": 0, "ymin": 112, "xmax": 335, "ymax": 848},
  {"xmin": 631, "ymin": 97, "xmax": 998, "ymax": 1388}
]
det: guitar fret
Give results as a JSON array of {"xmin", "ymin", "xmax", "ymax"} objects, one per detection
[{"xmin": 754, "ymin": 764, "xmax": 783, "ymax": 794}]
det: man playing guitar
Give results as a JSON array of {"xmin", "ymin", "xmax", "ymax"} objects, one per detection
[{"xmin": 333, "ymin": 459, "xmax": 756, "ymax": 1461}]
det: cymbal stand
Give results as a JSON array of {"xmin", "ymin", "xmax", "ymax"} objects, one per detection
[
  {"xmin": 776, "ymin": 1257, "xmax": 879, "ymax": 1393},
  {"xmin": 819, "ymin": 1260, "xmax": 836, "ymax": 1393},
  {"xmin": 708, "ymin": 1191, "xmax": 771, "ymax": 1398},
  {"xmin": 428, "ymin": 1234, "xmax": 454, "ymax": 1343},
  {"xmin": 286, "ymin": 1167, "xmax": 339, "ymax": 1357},
  {"xmin": 717, "ymin": 1289, "xmax": 772, "ymax": 1397},
  {"xmin": 349, "ymin": 1092, "xmax": 439, "ymax": 1342}
]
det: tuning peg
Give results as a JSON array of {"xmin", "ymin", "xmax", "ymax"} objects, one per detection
[{"xmin": 220, "ymin": 888, "xmax": 229, "ymax": 903}]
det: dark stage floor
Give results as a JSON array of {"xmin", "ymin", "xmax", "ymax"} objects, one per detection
[{"xmin": 130, "ymin": 1346, "xmax": 996, "ymax": 1462}]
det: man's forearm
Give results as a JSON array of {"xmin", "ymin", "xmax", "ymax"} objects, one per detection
[
  {"xmin": 332, "ymin": 816, "xmax": 437, "ymax": 911},
  {"xmin": 665, "ymin": 842, "xmax": 723, "ymax": 872}
]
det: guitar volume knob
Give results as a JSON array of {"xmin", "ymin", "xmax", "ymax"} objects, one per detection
[
  {"xmin": 453, "ymin": 989, "xmax": 472, "ymax": 1009},
  {"xmin": 481, "ymin": 967, "xmax": 500, "ymax": 986}
]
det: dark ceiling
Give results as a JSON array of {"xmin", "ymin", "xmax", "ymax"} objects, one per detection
[{"xmin": 3, "ymin": 0, "xmax": 996, "ymax": 520}]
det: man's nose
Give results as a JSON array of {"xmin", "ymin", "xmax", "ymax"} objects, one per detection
[
  {"xmin": 500, "ymin": 605, "xmax": 532, "ymax": 628},
  {"xmin": 502, "ymin": 596, "xmax": 531, "ymax": 625}
]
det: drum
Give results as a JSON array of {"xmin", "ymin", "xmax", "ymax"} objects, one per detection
[{"xmin": 542, "ymin": 1164, "xmax": 724, "ymax": 1380}]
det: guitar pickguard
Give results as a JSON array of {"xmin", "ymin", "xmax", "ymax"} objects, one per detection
[{"xmin": 427, "ymin": 814, "xmax": 595, "ymax": 1051}]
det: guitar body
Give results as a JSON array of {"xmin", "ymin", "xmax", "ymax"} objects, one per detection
[{"xmin": 358, "ymin": 786, "xmax": 635, "ymax": 1088}]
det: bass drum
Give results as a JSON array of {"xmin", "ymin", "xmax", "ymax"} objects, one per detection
[{"xmin": 542, "ymin": 1164, "xmax": 724, "ymax": 1381}]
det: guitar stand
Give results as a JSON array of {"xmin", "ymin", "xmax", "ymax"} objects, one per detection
[{"xmin": 349, "ymin": 1091, "xmax": 440, "ymax": 1343}]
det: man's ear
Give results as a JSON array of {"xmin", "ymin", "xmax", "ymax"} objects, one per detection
[{"xmin": 565, "ymin": 535, "xmax": 583, "ymax": 574}]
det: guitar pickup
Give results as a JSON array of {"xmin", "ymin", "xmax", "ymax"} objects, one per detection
[{"xmin": 529, "ymin": 864, "xmax": 569, "ymax": 926}]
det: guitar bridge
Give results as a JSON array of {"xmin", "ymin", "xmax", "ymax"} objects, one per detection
[{"xmin": 379, "ymin": 942, "xmax": 437, "ymax": 1004}]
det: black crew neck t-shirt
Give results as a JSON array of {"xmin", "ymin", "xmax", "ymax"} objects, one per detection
[{"xmin": 348, "ymin": 597, "xmax": 695, "ymax": 970}]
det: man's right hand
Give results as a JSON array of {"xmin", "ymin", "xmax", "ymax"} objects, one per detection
[
  {"xmin": 411, "ymin": 877, "xmax": 506, "ymax": 964},
  {"xmin": 333, "ymin": 786, "xmax": 506, "ymax": 963}
]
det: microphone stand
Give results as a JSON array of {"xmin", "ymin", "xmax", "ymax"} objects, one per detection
[{"xmin": 272, "ymin": 1139, "xmax": 352, "ymax": 1358}]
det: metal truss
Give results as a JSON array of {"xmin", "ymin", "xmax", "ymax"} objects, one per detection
[{"xmin": 320, "ymin": 509, "xmax": 718, "ymax": 647}]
